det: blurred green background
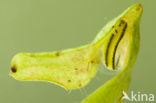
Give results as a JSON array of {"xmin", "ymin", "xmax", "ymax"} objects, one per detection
[{"xmin": 0, "ymin": 0, "xmax": 155, "ymax": 103}]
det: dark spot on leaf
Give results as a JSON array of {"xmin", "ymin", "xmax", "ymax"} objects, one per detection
[
  {"xmin": 79, "ymin": 83, "xmax": 82, "ymax": 87},
  {"xmin": 56, "ymin": 51, "xmax": 61, "ymax": 56},
  {"xmin": 28, "ymin": 54, "xmax": 36, "ymax": 57},
  {"xmin": 119, "ymin": 20, "xmax": 125, "ymax": 26},
  {"xmin": 68, "ymin": 80, "xmax": 71, "ymax": 83},
  {"xmin": 115, "ymin": 29, "xmax": 118, "ymax": 33},
  {"xmin": 136, "ymin": 5, "xmax": 141, "ymax": 11},
  {"xmin": 74, "ymin": 68, "xmax": 78, "ymax": 70},
  {"xmin": 91, "ymin": 60, "xmax": 94, "ymax": 64},
  {"xmin": 11, "ymin": 65, "xmax": 17, "ymax": 73}
]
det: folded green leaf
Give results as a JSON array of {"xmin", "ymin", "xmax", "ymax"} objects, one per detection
[
  {"xmin": 82, "ymin": 4, "xmax": 143, "ymax": 103},
  {"xmin": 10, "ymin": 3, "xmax": 142, "ymax": 96}
]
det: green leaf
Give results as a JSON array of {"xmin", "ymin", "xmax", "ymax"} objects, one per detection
[
  {"xmin": 10, "ymin": 44, "xmax": 100, "ymax": 89},
  {"xmin": 82, "ymin": 4, "xmax": 143, "ymax": 103},
  {"xmin": 10, "ymin": 4, "xmax": 142, "ymax": 99}
]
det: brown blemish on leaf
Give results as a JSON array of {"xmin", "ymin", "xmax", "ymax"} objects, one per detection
[
  {"xmin": 68, "ymin": 80, "xmax": 71, "ymax": 83},
  {"xmin": 79, "ymin": 83, "xmax": 82, "ymax": 87},
  {"xmin": 91, "ymin": 60, "xmax": 94, "ymax": 64},
  {"xmin": 75, "ymin": 67, "xmax": 88, "ymax": 75},
  {"xmin": 115, "ymin": 29, "xmax": 118, "ymax": 33},
  {"xmin": 11, "ymin": 65, "xmax": 17, "ymax": 73},
  {"xmin": 74, "ymin": 68, "xmax": 78, "ymax": 70},
  {"xmin": 119, "ymin": 20, "xmax": 125, "ymax": 26},
  {"xmin": 117, "ymin": 93, "xmax": 124, "ymax": 103},
  {"xmin": 74, "ymin": 68, "xmax": 79, "ymax": 75},
  {"xmin": 90, "ymin": 57, "xmax": 99, "ymax": 65},
  {"xmin": 29, "ymin": 54, "xmax": 36, "ymax": 57},
  {"xmin": 56, "ymin": 51, "xmax": 61, "ymax": 56},
  {"xmin": 136, "ymin": 4, "xmax": 142, "ymax": 11}
]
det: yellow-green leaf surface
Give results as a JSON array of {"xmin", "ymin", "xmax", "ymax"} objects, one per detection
[
  {"xmin": 10, "ymin": 44, "xmax": 100, "ymax": 89},
  {"xmin": 82, "ymin": 4, "xmax": 143, "ymax": 103},
  {"xmin": 10, "ymin": 3, "xmax": 142, "ymax": 95}
]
